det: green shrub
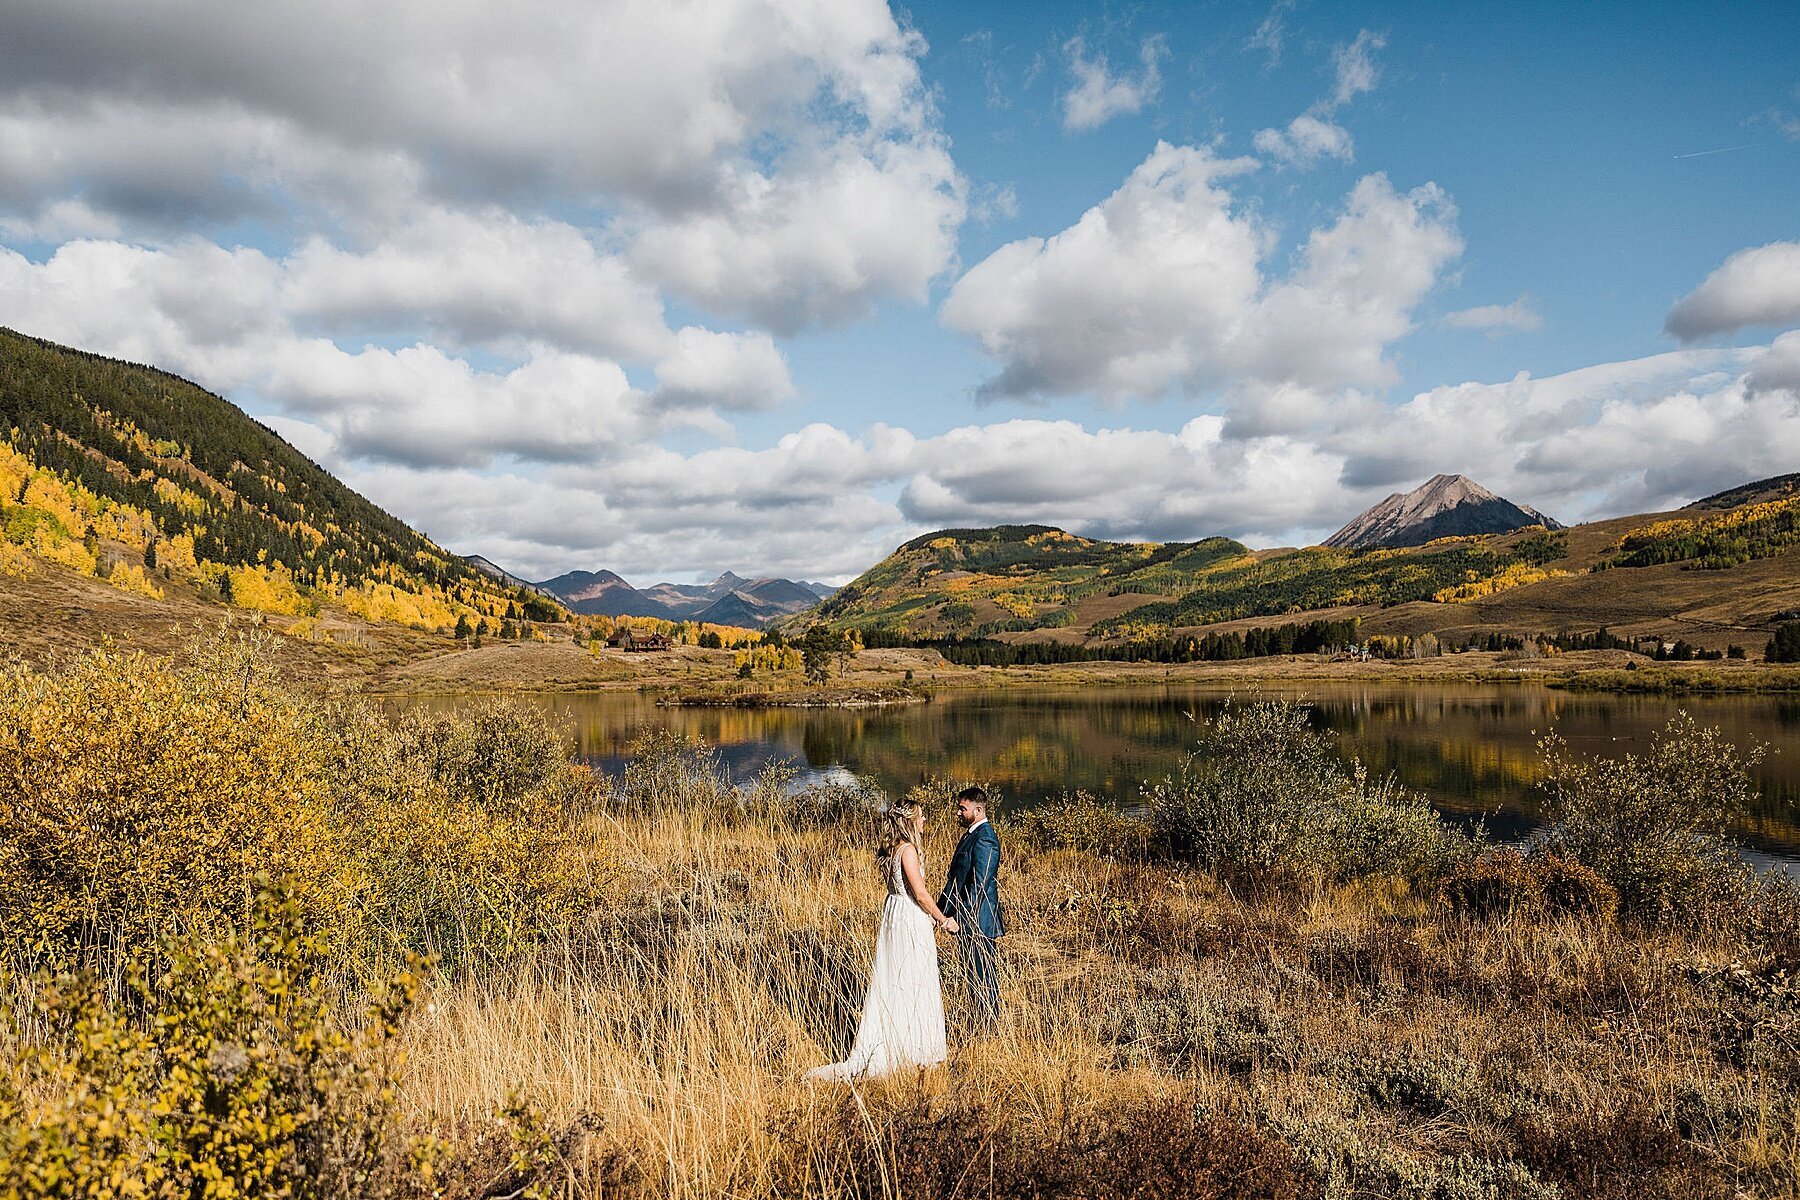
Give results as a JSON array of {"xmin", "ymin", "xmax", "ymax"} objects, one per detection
[
  {"xmin": 1013, "ymin": 791, "xmax": 1154, "ymax": 859},
  {"xmin": 772, "ymin": 772, "xmax": 884, "ymax": 832},
  {"xmin": 392, "ymin": 701, "xmax": 594, "ymax": 815},
  {"xmin": 609, "ymin": 726, "xmax": 735, "ymax": 813},
  {"xmin": 1536, "ymin": 713, "xmax": 1764, "ymax": 921},
  {"xmin": 1147, "ymin": 700, "xmax": 1472, "ymax": 887},
  {"xmin": 1327, "ymin": 1045, "xmax": 1481, "ymax": 1119},
  {"xmin": 1270, "ymin": 1104, "xmax": 1559, "ymax": 1200}
]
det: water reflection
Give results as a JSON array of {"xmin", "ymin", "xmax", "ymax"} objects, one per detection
[{"xmin": 400, "ymin": 683, "xmax": 1800, "ymax": 859}]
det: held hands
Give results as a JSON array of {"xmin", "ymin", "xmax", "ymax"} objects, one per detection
[{"xmin": 937, "ymin": 916, "xmax": 959, "ymax": 934}]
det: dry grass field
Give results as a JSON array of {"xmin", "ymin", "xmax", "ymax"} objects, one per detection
[{"xmin": 3, "ymin": 634, "xmax": 1797, "ymax": 1198}]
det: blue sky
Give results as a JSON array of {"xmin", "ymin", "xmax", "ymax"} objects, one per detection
[{"xmin": 2, "ymin": 1, "xmax": 1797, "ymax": 581}]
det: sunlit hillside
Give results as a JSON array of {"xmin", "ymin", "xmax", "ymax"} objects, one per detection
[
  {"xmin": 0, "ymin": 327, "xmax": 561, "ymax": 638},
  {"xmin": 804, "ymin": 494, "xmax": 1800, "ymax": 659},
  {"xmin": 809, "ymin": 522, "xmax": 1574, "ymax": 640}
]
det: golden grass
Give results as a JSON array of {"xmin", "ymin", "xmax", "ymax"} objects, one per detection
[{"xmin": 388, "ymin": 804, "xmax": 1797, "ymax": 1198}]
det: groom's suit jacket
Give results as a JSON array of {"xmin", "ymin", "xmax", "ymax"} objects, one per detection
[{"xmin": 938, "ymin": 821, "xmax": 1005, "ymax": 939}]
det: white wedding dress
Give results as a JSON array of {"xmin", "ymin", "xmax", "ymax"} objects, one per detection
[{"xmin": 806, "ymin": 849, "xmax": 947, "ymax": 1081}]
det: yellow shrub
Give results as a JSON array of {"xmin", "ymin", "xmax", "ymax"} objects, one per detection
[
  {"xmin": 225, "ymin": 561, "xmax": 312, "ymax": 616},
  {"xmin": 103, "ymin": 562, "xmax": 163, "ymax": 600},
  {"xmin": 0, "ymin": 633, "xmax": 611, "ymax": 970},
  {"xmin": 0, "ymin": 884, "xmax": 425, "ymax": 1199},
  {"xmin": 29, "ymin": 527, "xmax": 96, "ymax": 576},
  {"xmin": 157, "ymin": 531, "xmax": 200, "ymax": 575},
  {"xmin": 0, "ymin": 639, "xmax": 355, "ymax": 953}
]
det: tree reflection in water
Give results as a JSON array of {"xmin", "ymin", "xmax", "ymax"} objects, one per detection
[{"xmin": 406, "ymin": 684, "xmax": 1800, "ymax": 860}]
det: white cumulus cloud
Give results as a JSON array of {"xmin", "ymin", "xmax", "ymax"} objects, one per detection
[
  {"xmin": 0, "ymin": 0, "xmax": 965, "ymax": 332},
  {"xmin": 1061, "ymin": 35, "xmax": 1167, "ymax": 132},
  {"xmin": 1254, "ymin": 29, "xmax": 1385, "ymax": 167},
  {"xmin": 1748, "ymin": 330, "xmax": 1800, "ymax": 394},
  {"xmin": 1665, "ymin": 241, "xmax": 1800, "ymax": 340},
  {"xmin": 940, "ymin": 143, "xmax": 1461, "ymax": 403}
]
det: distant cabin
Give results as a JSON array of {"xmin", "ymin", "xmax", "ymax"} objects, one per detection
[{"xmin": 607, "ymin": 629, "xmax": 674, "ymax": 652}]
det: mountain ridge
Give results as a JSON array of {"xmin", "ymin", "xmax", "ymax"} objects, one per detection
[
  {"xmin": 530, "ymin": 566, "xmax": 828, "ymax": 626},
  {"xmin": 802, "ymin": 472, "xmax": 1799, "ymax": 652}
]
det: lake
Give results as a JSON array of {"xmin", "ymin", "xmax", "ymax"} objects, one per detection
[{"xmin": 402, "ymin": 683, "xmax": 1800, "ymax": 865}]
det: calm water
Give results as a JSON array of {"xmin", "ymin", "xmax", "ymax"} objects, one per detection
[{"xmin": 404, "ymin": 684, "xmax": 1800, "ymax": 863}]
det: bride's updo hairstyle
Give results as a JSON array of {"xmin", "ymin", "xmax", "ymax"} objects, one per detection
[{"xmin": 875, "ymin": 799, "xmax": 922, "ymax": 859}]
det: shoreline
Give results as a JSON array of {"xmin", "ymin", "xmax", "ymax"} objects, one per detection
[
  {"xmin": 358, "ymin": 645, "xmax": 1800, "ymax": 698},
  {"xmin": 656, "ymin": 684, "xmax": 930, "ymax": 709}
]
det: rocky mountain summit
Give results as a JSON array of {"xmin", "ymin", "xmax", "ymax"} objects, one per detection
[{"xmin": 1323, "ymin": 474, "xmax": 1561, "ymax": 550}]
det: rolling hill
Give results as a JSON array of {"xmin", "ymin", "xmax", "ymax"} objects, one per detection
[
  {"xmin": 806, "ymin": 482, "xmax": 1800, "ymax": 658},
  {"xmin": 0, "ymin": 327, "xmax": 560, "ymax": 637}
]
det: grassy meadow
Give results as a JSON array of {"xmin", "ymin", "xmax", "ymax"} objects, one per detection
[{"xmin": 2, "ymin": 633, "xmax": 1798, "ymax": 1199}]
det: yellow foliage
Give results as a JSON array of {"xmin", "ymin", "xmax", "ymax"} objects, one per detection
[
  {"xmin": 1434, "ymin": 562, "xmax": 1572, "ymax": 603},
  {"xmin": 153, "ymin": 475, "xmax": 210, "ymax": 515},
  {"xmin": 90, "ymin": 503, "xmax": 158, "ymax": 549},
  {"xmin": 104, "ymin": 562, "xmax": 164, "ymax": 600},
  {"xmin": 31, "ymin": 526, "xmax": 96, "ymax": 575},
  {"xmin": 22, "ymin": 475, "xmax": 89, "ymax": 539},
  {"xmin": 227, "ymin": 561, "xmax": 312, "ymax": 616},
  {"xmin": 0, "ymin": 439, "xmax": 31, "ymax": 500},
  {"xmin": 0, "ymin": 884, "xmax": 425, "ymax": 1199},
  {"xmin": 0, "ymin": 634, "xmax": 610, "ymax": 967},
  {"xmin": 158, "ymin": 531, "xmax": 200, "ymax": 575},
  {"xmin": 733, "ymin": 645, "xmax": 803, "ymax": 674},
  {"xmin": 330, "ymin": 580, "xmax": 458, "ymax": 631},
  {"xmin": 0, "ymin": 542, "xmax": 32, "ymax": 578},
  {"xmin": 993, "ymin": 591, "xmax": 1035, "ymax": 619},
  {"xmin": 1616, "ymin": 494, "xmax": 1800, "ymax": 550}
]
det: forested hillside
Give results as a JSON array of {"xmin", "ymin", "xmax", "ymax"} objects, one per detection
[
  {"xmin": 0, "ymin": 328, "xmax": 559, "ymax": 635},
  {"xmin": 807, "ymin": 498, "xmax": 1800, "ymax": 662},
  {"xmin": 810, "ymin": 525, "xmax": 1250, "ymax": 636},
  {"xmin": 808, "ymin": 522, "xmax": 1570, "ymax": 641}
]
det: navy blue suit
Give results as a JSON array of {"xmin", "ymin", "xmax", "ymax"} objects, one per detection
[{"xmin": 938, "ymin": 820, "xmax": 1003, "ymax": 1026}]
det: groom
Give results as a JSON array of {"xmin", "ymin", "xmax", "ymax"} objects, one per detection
[{"xmin": 938, "ymin": 786, "xmax": 1004, "ymax": 1031}]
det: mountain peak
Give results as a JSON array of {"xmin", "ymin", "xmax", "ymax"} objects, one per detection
[
  {"xmin": 1324, "ymin": 475, "xmax": 1560, "ymax": 550},
  {"xmin": 532, "ymin": 566, "xmax": 823, "ymax": 626}
]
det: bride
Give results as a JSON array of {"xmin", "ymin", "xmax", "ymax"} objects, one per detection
[{"xmin": 806, "ymin": 799, "xmax": 957, "ymax": 1082}]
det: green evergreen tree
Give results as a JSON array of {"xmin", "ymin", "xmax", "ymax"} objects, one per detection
[{"xmin": 1767, "ymin": 622, "xmax": 1800, "ymax": 664}]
